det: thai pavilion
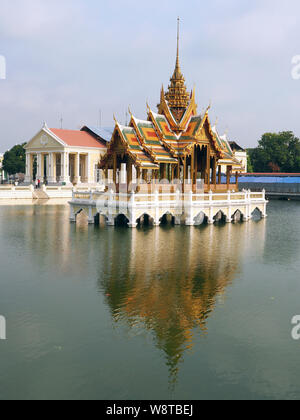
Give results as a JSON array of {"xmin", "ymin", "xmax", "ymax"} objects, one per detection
[
  {"xmin": 99, "ymin": 23, "xmax": 242, "ymax": 193},
  {"xmin": 70, "ymin": 22, "xmax": 268, "ymax": 227}
]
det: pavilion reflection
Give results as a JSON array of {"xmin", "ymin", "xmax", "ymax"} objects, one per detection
[{"xmin": 98, "ymin": 220, "xmax": 267, "ymax": 386}]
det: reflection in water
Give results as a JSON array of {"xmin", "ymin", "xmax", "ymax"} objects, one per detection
[
  {"xmin": 15, "ymin": 206, "xmax": 72, "ymax": 270},
  {"xmin": 0, "ymin": 204, "xmax": 272, "ymax": 398},
  {"xmin": 0, "ymin": 204, "xmax": 266, "ymax": 387},
  {"xmin": 98, "ymin": 221, "xmax": 266, "ymax": 386}
]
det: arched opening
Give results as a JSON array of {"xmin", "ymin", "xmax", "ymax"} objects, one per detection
[
  {"xmin": 252, "ymin": 207, "xmax": 263, "ymax": 221},
  {"xmin": 75, "ymin": 209, "xmax": 89, "ymax": 225},
  {"xmin": 213, "ymin": 210, "xmax": 227, "ymax": 224},
  {"xmin": 160, "ymin": 213, "xmax": 175, "ymax": 226},
  {"xmin": 232, "ymin": 210, "xmax": 243, "ymax": 223},
  {"xmin": 94, "ymin": 213, "xmax": 100, "ymax": 225},
  {"xmin": 94, "ymin": 213, "xmax": 108, "ymax": 227},
  {"xmin": 194, "ymin": 212, "xmax": 208, "ymax": 226},
  {"xmin": 137, "ymin": 214, "xmax": 154, "ymax": 227},
  {"xmin": 114, "ymin": 214, "xmax": 130, "ymax": 227}
]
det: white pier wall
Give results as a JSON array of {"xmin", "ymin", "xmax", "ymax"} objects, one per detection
[
  {"xmin": 0, "ymin": 185, "xmax": 34, "ymax": 199},
  {"xmin": 69, "ymin": 189, "xmax": 268, "ymax": 227}
]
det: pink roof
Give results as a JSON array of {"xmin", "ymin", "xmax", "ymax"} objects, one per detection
[{"xmin": 50, "ymin": 128, "xmax": 106, "ymax": 149}]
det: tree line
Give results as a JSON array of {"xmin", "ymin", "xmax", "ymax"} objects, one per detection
[
  {"xmin": 2, "ymin": 144, "xmax": 26, "ymax": 176},
  {"xmin": 247, "ymin": 131, "xmax": 300, "ymax": 173}
]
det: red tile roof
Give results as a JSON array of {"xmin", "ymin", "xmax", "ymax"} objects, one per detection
[{"xmin": 50, "ymin": 128, "xmax": 106, "ymax": 149}]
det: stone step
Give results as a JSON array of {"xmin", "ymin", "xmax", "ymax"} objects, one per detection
[{"xmin": 33, "ymin": 189, "xmax": 49, "ymax": 200}]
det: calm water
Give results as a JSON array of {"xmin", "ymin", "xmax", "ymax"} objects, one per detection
[{"xmin": 0, "ymin": 201, "xmax": 300, "ymax": 400}]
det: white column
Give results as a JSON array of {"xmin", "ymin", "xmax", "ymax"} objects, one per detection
[
  {"xmin": 37, "ymin": 153, "xmax": 43, "ymax": 180},
  {"xmin": 120, "ymin": 163, "xmax": 127, "ymax": 184},
  {"xmin": 53, "ymin": 153, "xmax": 57, "ymax": 182},
  {"xmin": 60, "ymin": 151, "xmax": 70, "ymax": 184},
  {"xmin": 45, "ymin": 155, "xmax": 49, "ymax": 180},
  {"xmin": 86, "ymin": 153, "xmax": 93, "ymax": 184},
  {"xmin": 66, "ymin": 152, "xmax": 70, "ymax": 183},
  {"xmin": 60, "ymin": 152, "xmax": 65, "ymax": 183},
  {"xmin": 132, "ymin": 166, "xmax": 137, "ymax": 183},
  {"xmin": 48, "ymin": 153, "xmax": 56, "ymax": 184},
  {"xmin": 74, "ymin": 153, "xmax": 81, "ymax": 184},
  {"xmin": 188, "ymin": 166, "xmax": 191, "ymax": 184},
  {"xmin": 25, "ymin": 153, "xmax": 32, "ymax": 183}
]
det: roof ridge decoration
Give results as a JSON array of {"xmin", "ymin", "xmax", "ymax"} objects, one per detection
[
  {"xmin": 148, "ymin": 107, "xmax": 180, "ymax": 140},
  {"xmin": 147, "ymin": 107, "xmax": 178, "ymax": 157},
  {"xmin": 130, "ymin": 111, "xmax": 178, "ymax": 164},
  {"xmin": 129, "ymin": 114, "xmax": 158, "ymax": 163},
  {"xmin": 192, "ymin": 111, "xmax": 225, "ymax": 159},
  {"xmin": 220, "ymin": 132, "xmax": 234, "ymax": 156},
  {"xmin": 211, "ymin": 120, "xmax": 235, "ymax": 159},
  {"xmin": 101, "ymin": 118, "xmax": 159, "ymax": 169}
]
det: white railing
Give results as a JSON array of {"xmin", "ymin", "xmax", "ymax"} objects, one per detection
[
  {"xmin": 71, "ymin": 189, "xmax": 267, "ymax": 208},
  {"xmin": 0, "ymin": 185, "xmax": 34, "ymax": 199},
  {"xmin": 70, "ymin": 188, "xmax": 268, "ymax": 226}
]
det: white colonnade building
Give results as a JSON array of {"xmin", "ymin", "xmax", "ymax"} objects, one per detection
[{"xmin": 25, "ymin": 123, "xmax": 110, "ymax": 185}]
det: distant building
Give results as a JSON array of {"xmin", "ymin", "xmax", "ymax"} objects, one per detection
[
  {"xmin": 229, "ymin": 141, "xmax": 248, "ymax": 173},
  {"xmin": 218, "ymin": 137, "xmax": 247, "ymax": 174},
  {"xmin": 24, "ymin": 124, "xmax": 112, "ymax": 185}
]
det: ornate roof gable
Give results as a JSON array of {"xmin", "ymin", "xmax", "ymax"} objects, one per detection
[
  {"xmin": 129, "ymin": 114, "xmax": 177, "ymax": 164},
  {"xmin": 101, "ymin": 121, "xmax": 159, "ymax": 169}
]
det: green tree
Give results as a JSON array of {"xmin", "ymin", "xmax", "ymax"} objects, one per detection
[
  {"xmin": 3, "ymin": 143, "xmax": 26, "ymax": 175},
  {"xmin": 246, "ymin": 151, "xmax": 254, "ymax": 173},
  {"xmin": 250, "ymin": 132, "xmax": 300, "ymax": 173}
]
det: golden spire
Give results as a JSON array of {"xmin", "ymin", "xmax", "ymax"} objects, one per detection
[
  {"xmin": 165, "ymin": 18, "xmax": 190, "ymax": 122},
  {"xmin": 175, "ymin": 17, "xmax": 181, "ymax": 78}
]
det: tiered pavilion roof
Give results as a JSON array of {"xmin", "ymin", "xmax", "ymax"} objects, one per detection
[{"xmin": 100, "ymin": 20, "xmax": 241, "ymax": 191}]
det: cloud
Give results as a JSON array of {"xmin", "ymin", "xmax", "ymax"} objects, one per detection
[
  {"xmin": 206, "ymin": 0, "xmax": 299, "ymax": 57},
  {"xmin": 1, "ymin": 0, "xmax": 300, "ymax": 151},
  {"xmin": 0, "ymin": 0, "xmax": 83, "ymax": 39}
]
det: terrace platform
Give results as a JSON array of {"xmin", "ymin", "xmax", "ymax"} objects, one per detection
[{"xmin": 69, "ymin": 186, "xmax": 268, "ymax": 227}]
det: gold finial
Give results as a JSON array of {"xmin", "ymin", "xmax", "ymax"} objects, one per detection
[
  {"xmin": 191, "ymin": 86, "xmax": 196, "ymax": 99},
  {"xmin": 176, "ymin": 17, "xmax": 180, "ymax": 70},
  {"xmin": 164, "ymin": 18, "xmax": 190, "ymax": 122},
  {"xmin": 160, "ymin": 85, "xmax": 165, "ymax": 101},
  {"xmin": 128, "ymin": 106, "xmax": 133, "ymax": 117},
  {"xmin": 205, "ymin": 101, "xmax": 212, "ymax": 115},
  {"xmin": 146, "ymin": 102, "xmax": 151, "ymax": 112},
  {"xmin": 113, "ymin": 114, "xmax": 118, "ymax": 124}
]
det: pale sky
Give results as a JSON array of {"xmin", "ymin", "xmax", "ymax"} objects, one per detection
[{"xmin": 1, "ymin": 0, "xmax": 300, "ymax": 151}]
